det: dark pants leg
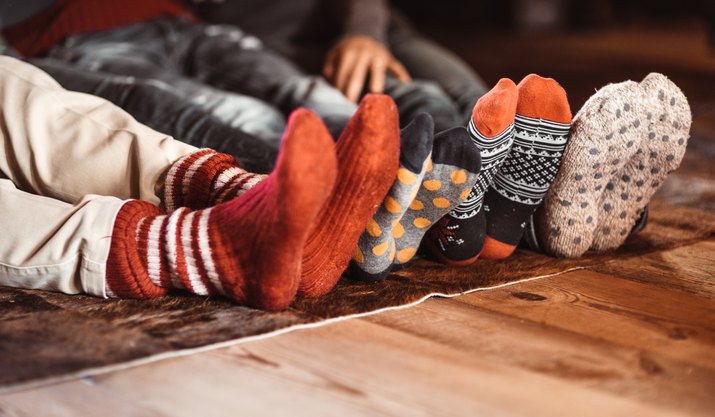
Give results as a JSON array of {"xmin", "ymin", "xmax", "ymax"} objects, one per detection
[
  {"xmin": 46, "ymin": 19, "xmax": 287, "ymax": 149},
  {"xmin": 264, "ymin": 32, "xmax": 471, "ymax": 131},
  {"xmin": 183, "ymin": 24, "xmax": 357, "ymax": 138},
  {"xmin": 33, "ymin": 59, "xmax": 278, "ymax": 173},
  {"xmin": 266, "ymin": 38, "xmax": 463, "ymax": 132},
  {"xmin": 388, "ymin": 15, "xmax": 489, "ymax": 124},
  {"xmin": 383, "ymin": 77, "xmax": 462, "ymax": 132}
]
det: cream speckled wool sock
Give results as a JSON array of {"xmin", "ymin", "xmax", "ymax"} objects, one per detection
[
  {"xmin": 591, "ymin": 73, "xmax": 691, "ymax": 251},
  {"xmin": 537, "ymin": 73, "xmax": 691, "ymax": 258},
  {"xmin": 536, "ymin": 80, "xmax": 647, "ymax": 257}
]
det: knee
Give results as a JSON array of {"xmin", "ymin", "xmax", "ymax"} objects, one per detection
[{"xmin": 390, "ymin": 80, "xmax": 462, "ymax": 130}]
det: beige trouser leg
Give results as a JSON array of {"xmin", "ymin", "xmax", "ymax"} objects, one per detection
[
  {"xmin": 0, "ymin": 56, "xmax": 198, "ymax": 297},
  {"xmin": 0, "ymin": 180, "xmax": 123, "ymax": 296}
]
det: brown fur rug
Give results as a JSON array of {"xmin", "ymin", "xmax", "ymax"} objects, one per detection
[{"xmin": 0, "ymin": 202, "xmax": 713, "ymax": 393}]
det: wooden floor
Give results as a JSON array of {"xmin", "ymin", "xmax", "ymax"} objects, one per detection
[{"xmin": 1, "ymin": 20, "xmax": 714, "ymax": 417}]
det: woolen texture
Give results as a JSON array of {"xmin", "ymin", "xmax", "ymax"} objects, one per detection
[
  {"xmin": 537, "ymin": 73, "xmax": 691, "ymax": 257},
  {"xmin": 299, "ymin": 94, "xmax": 401, "ymax": 297},
  {"xmin": 105, "ymin": 200, "xmax": 167, "ymax": 299},
  {"xmin": 481, "ymin": 74, "xmax": 572, "ymax": 259},
  {"xmin": 162, "ymin": 149, "xmax": 265, "ymax": 213},
  {"xmin": 349, "ymin": 113, "xmax": 435, "ymax": 282},
  {"xmin": 107, "ymin": 109, "xmax": 337, "ymax": 311},
  {"xmin": 590, "ymin": 73, "xmax": 691, "ymax": 251}
]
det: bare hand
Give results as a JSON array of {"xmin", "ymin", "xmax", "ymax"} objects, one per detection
[{"xmin": 323, "ymin": 35, "xmax": 411, "ymax": 103}]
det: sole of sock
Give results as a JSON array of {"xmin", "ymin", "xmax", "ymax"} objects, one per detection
[
  {"xmin": 590, "ymin": 73, "xmax": 691, "ymax": 251},
  {"xmin": 299, "ymin": 94, "xmax": 400, "ymax": 297},
  {"xmin": 393, "ymin": 127, "xmax": 481, "ymax": 268},
  {"xmin": 349, "ymin": 114, "xmax": 435, "ymax": 282},
  {"xmin": 214, "ymin": 108, "xmax": 338, "ymax": 311},
  {"xmin": 536, "ymin": 80, "xmax": 647, "ymax": 258},
  {"xmin": 481, "ymin": 75, "xmax": 572, "ymax": 259}
]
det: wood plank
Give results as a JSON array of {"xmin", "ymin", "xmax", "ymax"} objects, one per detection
[
  {"xmin": 594, "ymin": 239, "xmax": 715, "ymax": 298},
  {"xmin": 364, "ymin": 296, "xmax": 715, "ymax": 416},
  {"xmin": 458, "ymin": 270, "xmax": 715, "ymax": 370},
  {"xmin": 0, "ymin": 316, "xmax": 689, "ymax": 417},
  {"xmin": 0, "ymin": 381, "xmax": 166, "ymax": 417}
]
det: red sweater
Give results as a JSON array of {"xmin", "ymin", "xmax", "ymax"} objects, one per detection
[{"xmin": 2, "ymin": 0, "xmax": 197, "ymax": 58}]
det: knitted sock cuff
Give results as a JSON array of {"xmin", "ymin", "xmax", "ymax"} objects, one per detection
[
  {"xmin": 163, "ymin": 149, "xmax": 242, "ymax": 212},
  {"xmin": 105, "ymin": 200, "xmax": 167, "ymax": 299},
  {"xmin": 213, "ymin": 169, "xmax": 268, "ymax": 206}
]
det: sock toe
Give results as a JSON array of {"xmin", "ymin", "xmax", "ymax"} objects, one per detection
[
  {"xmin": 589, "ymin": 73, "xmax": 691, "ymax": 252},
  {"xmin": 432, "ymin": 127, "xmax": 481, "ymax": 174},
  {"xmin": 350, "ymin": 114, "xmax": 435, "ymax": 282},
  {"xmin": 276, "ymin": 109, "xmax": 338, "ymax": 224},
  {"xmin": 472, "ymin": 78, "xmax": 518, "ymax": 137},
  {"xmin": 393, "ymin": 127, "xmax": 481, "ymax": 267},
  {"xmin": 300, "ymin": 94, "xmax": 400, "ymax": 296},
  {"xmin": 400, "ymin": 113, "xmax": 435, "ymax": 172},
  {"xmin": 516, "ymin": 74, "xmax": 572, "ymax": 123},
  {"xmin": 479, "ymin": 75, "xmax": 572, "ymax": 259}
]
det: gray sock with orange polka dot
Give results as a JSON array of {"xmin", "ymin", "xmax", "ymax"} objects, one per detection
[
  {"xmin": 392, "ymin": 127, "xmax": 481, "ymax": 270},
  {"xmin": 349, "ymin": 114, "xmax": 435, "ymax": 281}
]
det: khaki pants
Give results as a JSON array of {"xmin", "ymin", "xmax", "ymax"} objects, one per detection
[{"xmin": 0, "ymin": 56, "xmax": 197, "ymax": 297}]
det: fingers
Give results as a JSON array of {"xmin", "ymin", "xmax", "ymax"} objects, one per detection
[
  {"xmin": 388, "ymin": 59, "xmax": 412, "ymax": 84},
  {"xmin": 323, "ymin": 49, "xmax": 336, "ymax": 81},
  {"xmin": 344, "ymin": 52, "xmax": 372, "ymax": 102},
  {"xmin": 334, "ymin": 50, "xmax": 358, "ymax": 95},
  {"xmin": 369, "ymin": 59, "xmax": 386, "ymax": 94},
  {"xmin": 325, "ymin": 35, "xmax": 410, "ymax": 103}
]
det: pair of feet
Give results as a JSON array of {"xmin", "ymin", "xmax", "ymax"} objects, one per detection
[
  {"xmin": 425, "ymin": 72, "xmax": 690, "ymax": 264},
  {"xmin": 106, "ymin": 95, "xmax": 401, "ymax": 311},
  {"xmin": 536, "ymin": 73, "xmax": 691, "ymax": 257},
  {"xmin": 104, "ymin": 74, "xmax": 691, "ymax": 311},
  {"xmin": 347, "ymin": 74, "xmax": 571, "ymax": 280},
  {"xmin": 423, "ymin": 74, "xmax": 573, "ymax": 265}
]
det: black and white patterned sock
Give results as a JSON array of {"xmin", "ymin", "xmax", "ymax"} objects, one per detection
[
  {"xmin": 481, "ymin": 74, "xmax": 572, "ymax": 259},
  {"xmin": 421, "ymin": 79, "xmax": 518, "ymax": 265}
]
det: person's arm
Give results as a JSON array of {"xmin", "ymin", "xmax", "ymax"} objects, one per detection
[{"xmin": 323, "ymin": 0, "xmax": 411, "ymax": 103}]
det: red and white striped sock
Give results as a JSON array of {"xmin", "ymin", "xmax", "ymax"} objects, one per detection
[
  {"xmin": 162, "ymin": 149, "xmax": 267, "ymax": 213},
  {"xmin": 106, "ymin": 109, "xmax": 338, "ymax": 310}
]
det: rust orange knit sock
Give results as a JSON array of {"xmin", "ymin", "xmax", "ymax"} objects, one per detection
[
  {"xmin": 105, "ymin": 109, "xmax": 337, "ymax": 311},
  {"xmin": 298, "ymin": 94, "xmax": 400, "ymax": 297},
  {"xmin": 481, "ymin": 74, "xmax": 572, "ymax": 259}
]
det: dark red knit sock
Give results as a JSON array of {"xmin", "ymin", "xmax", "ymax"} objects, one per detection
[
  {"xmin": 162, "ymin": 149, "xmax": 267, "ymax": 213},
  {"xmin": 106, "ymin": 109, "xmax": 337, "ymax": 311},
  {"xmin": 299, "ymin": 94, "xmax": 401, "ymax": 298}
]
